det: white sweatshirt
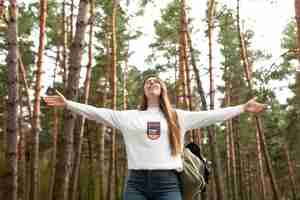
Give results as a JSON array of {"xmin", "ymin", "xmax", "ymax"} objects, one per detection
[{"xmin": 66, "ymin": 100, "xmax": 244, "ymax": 170}]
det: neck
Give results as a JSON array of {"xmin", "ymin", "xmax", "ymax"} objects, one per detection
[{"xmin": 147, "ymin": 96, "xmax": 160, "ymax": 108}]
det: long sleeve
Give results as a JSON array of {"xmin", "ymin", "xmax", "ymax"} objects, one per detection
[
  {"xmin": 65, "ymin": 100, "xmax": 124, "ymax": 130},
  {"xmin": 176, "ymin": 105, "xmax": 245, "ymax": 131}
]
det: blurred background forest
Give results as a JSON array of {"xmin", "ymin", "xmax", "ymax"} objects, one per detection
[{"xmin": 0, "ymin": 0, "xmax": 300, "ymax": 200}]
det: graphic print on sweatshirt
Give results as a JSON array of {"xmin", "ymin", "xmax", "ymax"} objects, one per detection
[{"xmin": 147, "ymin": 121, "xmax": 161, "ymax": 140}]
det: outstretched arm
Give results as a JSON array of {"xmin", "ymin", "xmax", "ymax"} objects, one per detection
[
  {"xmin": 43, "ymin": 90, "xmax": 123, "ymax": 129},
  {"xmin": 177, "ymin": 97, "xmax": 267, "ymax": 130}
]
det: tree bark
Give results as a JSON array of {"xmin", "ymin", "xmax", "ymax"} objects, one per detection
[
  {"xmin": 53, "ymin": 0, "xmax": 90, "ymax": 199},
  {"xmin": 294, "ymin": 0, "xmax": 300, "ymax": 168},
  {"xmin": 30, "ymin": 1, "xmax": 47, "ymax": 199},
  {"xmin": 18, "ymin": 53, "xmax": 32, "ymax": 123},
  {"xmin": 107, "ymin": 1, "xmax": 118, "ymax": 200},
  {"xmin": 255, "ymin": 125, "xmax": 266, "ymax": 199},
  {"xmin": 177, "ymin": 0, "xmax": 190, "ymax": 110},
  {"xmin": 96, "ymin": 91, "xmax": 107, "ymax": 200},
  {"xmin": 62, "ymin": 0, "xmax": 68, "ymax": 89},
  {"xmin": 283, "ymin": 143, "xmax": 298, "ymax": 199},
  {"xmin": 187, "ymin": 32, "xmax": 207, "ymax": 111},
  {"xmin": 68, "ymin": 1, "xmax": 94, "ymax": 198},
  {"xmin": 6, "ymin": 1, "xmax": 18, "ymax": 200},
  {"xmin": 18, "ymin": 78, "xmax": 26, "ymax": 200}
]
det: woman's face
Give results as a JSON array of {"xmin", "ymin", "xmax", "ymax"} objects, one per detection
[{"xmin": 144, "ymin": 77, "xmax": 162, "ymax": 99}]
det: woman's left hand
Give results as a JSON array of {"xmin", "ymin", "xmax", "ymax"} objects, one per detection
[{"xmin": 243, "ymin": 97, "xmax": 268, "ymax": 113}]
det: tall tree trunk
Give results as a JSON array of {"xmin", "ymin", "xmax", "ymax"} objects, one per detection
[
  {"xmin": 177, "ymin": 0, "xmax": 189, "ymax": 110},
  {"xmin": 225, "ymin": 120, "xmax": 231, "ymax": 199},
  {"xmin": 6, "ymin": 1, "xmax": 18, "ymax": 199},
  {"xmin": 294, "ymin": 0, "xmax": 300, "ymax": 162},
  {"xmin": 18, "ymin": 53, "xmax": 32, "ymax": 123},
  {"xmin": 187, "ymin": 11, "xmax": 226, "ymax": 199},
  {"xmin": 48, "ymin": 108, "xmax": 59, "ymax": 200},
  {"xmin": 107, "ymin": 1, "xmax": 118, "ymax": 200},
  {"xmin": 62, "ymin": 0, "xmax": 68, "ymax": 89},
  {"xmin": 48, "ymin": 47, "xmax": 60, "ymax": 200},
  {"xmin": 231, "ymin": 86, "xmax": 243, "ymax": 200},
  {"xmin": 120, "ymin": 45, "xmax": 129, "ymax": 197},
  {"xmin": 30, "ymin": 1, "xmax": 47, "ymax": 199},
  {"xmin": 69, "ymin": 1, "xmax": 94, "ymax": 198},
  {"xmin": 282, "ymin": 143, "xmax": 298, "ymax": 199},
  {"xmin": 18, "ymin": 81, "xmax": 27, "ymax": 200},
  {"xmin": 86, "ymin": 124, "xmax": 95, "ymax": 200},
  {"xmin": 53, "ymin": 1, "xmax": 90, "ymax": 199},
  {"xmin": 17, "ymin": 96, "xmax": 25, "ymax": 200},
  {"xmin": 187, "ymin": 32, "xmax": 207, "ymax": 111},
  {"xmin": 254, "ymin": 125, "xmax": 266, "ymax": 199},
  {"xmin": 207, "ymin": 1, "xmax": 226, "ymax": 199},
  {"xmin": 208, "ymin": 0, "xmax": 215, "ymax": 110},
  {"xmin": 224, "ymin": 63, "xmax": 238, "ymax": 200},
  {"xmin": 98, "ymin": 20, "xmax": 110, "ymax": 200},
  {"xmin": 70, "ymin": 0, "xmax": 75, "ymax": 44},
  {"xmin": 96, "ymin": 89, "xmax": 107, "ymax": 200},
  {"xmin": 17, "ymin": 52, "xmax": 33, "ymax": 200},
  {"xmin": 123, "ymin": 47, "xmax": 129, "ymax": 110}
]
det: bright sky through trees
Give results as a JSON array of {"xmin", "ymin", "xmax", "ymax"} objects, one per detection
[{"xmin": 125, "ymin": 0, "xmax": 294, "ymax": 103}]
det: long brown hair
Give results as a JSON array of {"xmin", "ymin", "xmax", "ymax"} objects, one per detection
[{"xmin": 139, "ymin": 76, "xmax": 181, "ymax": 156}]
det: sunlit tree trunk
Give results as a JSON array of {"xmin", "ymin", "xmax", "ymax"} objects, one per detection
[
  {"xmin": 107, "ymin": 1, "xmax": 118, "ymax": 200},
  {"xmin": 283, "ymin": 143, "xmax": 298, "ymax": 199},
  {"xmin": 53, "ymin": 0, "xmax": 90, "ymax": 199},
  {"xmin": 6, "ymin": 1, "xmax": 18, "ymax": 199},
  {"xmin": 17, "ymin": 53, "xmax": 33, "ymax": 200},
  {"xmin": 30, "ymin": 1, "xmax": 47, "ymax": 199},
  {"xmin": 18, "ymin": 54, "xmax": 32, "ymax": 123},
  {"xmin": 177, "ymin": 0, "xmax": 189, "ymax": 110},
  {"xmin": 254, "ymin": 125, "xmax": 266, "ymax": 199}
]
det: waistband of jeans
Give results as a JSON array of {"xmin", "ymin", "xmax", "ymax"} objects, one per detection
[{"xmin": 128, "ymin": 169, "xmax": 179, "ymax": 174}]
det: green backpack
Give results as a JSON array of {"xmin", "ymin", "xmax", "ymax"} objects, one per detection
[{"xmin": 179, "ymin": 143, "xmax": 211, "ymax": 200}]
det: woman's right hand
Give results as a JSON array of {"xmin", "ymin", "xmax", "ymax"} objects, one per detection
[{"xmin": 43, "ymin": 90, "xmax": 67, "ymax": 108}]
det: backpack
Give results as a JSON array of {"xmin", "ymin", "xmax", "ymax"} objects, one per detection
[{"xmin": 179, "ymin": 142, "xmax": 211, "ymax": 200}]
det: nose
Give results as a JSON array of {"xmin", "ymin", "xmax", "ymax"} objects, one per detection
[{"xmin": 149, "ymin": 80, "xmax": 155, "ymax": 84}]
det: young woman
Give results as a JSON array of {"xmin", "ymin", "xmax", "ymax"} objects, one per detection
[{"xmin": 44, "ymin": 76, "xmax": 267, "ymax": 200}]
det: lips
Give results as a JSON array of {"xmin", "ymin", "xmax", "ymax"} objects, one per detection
[{"xmin": 148, "ymin": 85, "xmax": 159, "ymax": 90}]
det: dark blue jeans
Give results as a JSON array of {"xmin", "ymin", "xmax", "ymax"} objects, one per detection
[{"xmin": 123, "ymin": 170, "xmax": 182, "ymax": 200}]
